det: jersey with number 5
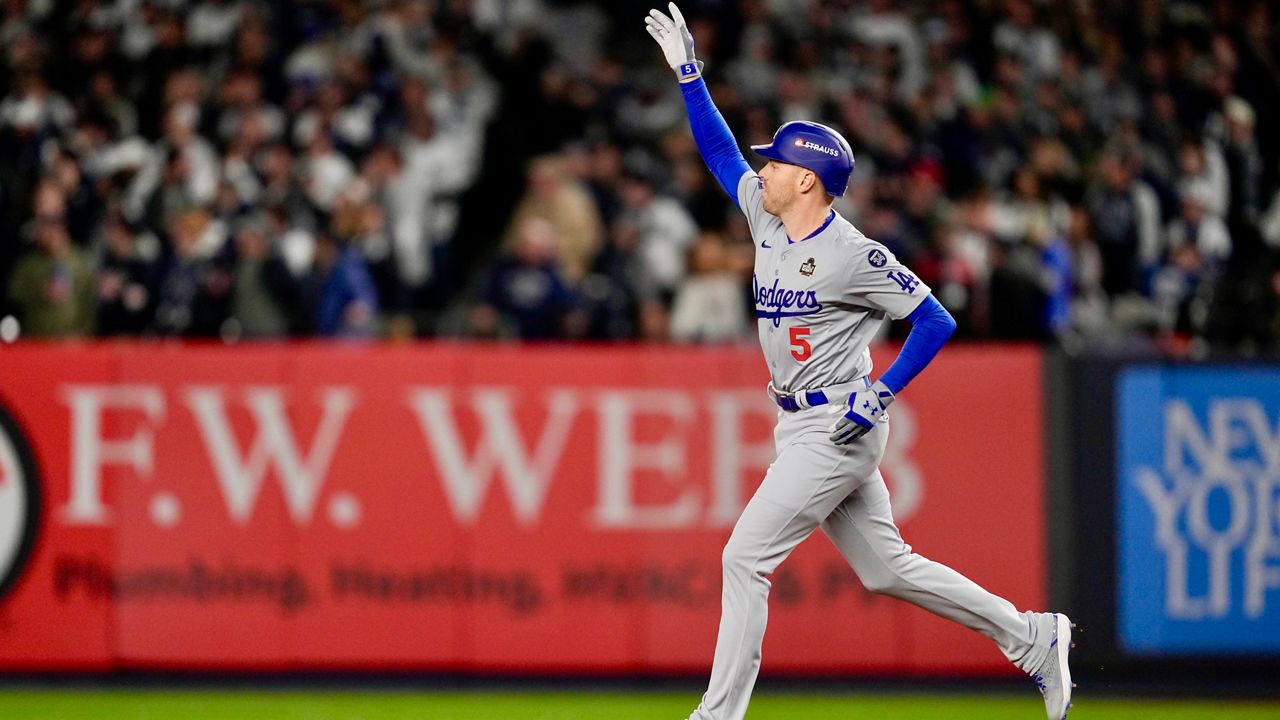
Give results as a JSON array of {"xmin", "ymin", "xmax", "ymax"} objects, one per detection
[{"xmin": 737, "ymin": 172, "xmax": 930, "ymax": 393}]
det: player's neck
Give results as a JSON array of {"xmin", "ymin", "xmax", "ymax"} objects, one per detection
[{"xmin": 780, "ymin": 202, "xmax": 834, "ymax": 243}]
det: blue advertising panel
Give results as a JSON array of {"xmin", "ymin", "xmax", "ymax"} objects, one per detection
[{"xmin": 1117, "ymin": 366, "xmax": 1280, "ymax": 655}]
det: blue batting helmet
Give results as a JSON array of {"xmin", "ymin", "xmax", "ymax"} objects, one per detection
[{"xmin": 750, "ymin": 121, "xmax": 855, "ymax": 197}]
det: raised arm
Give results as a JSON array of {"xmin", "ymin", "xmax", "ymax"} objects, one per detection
[
  {"xmin": 646, "ymin": 4, "xmax": 752, "ymax": 206},
  {"xmin": 680, "ymin": 80, "xmax": 753, "ymax": 205}
]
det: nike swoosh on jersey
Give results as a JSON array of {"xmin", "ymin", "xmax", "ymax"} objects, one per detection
[{"xmin": 761, "ymin": 241, "xmax": 771, "ymax": 249}]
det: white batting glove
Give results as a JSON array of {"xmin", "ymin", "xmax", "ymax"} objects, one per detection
[
  {"xmin": 645, "ymin": 2, "xmax": 704, "ymax": 83},
  {"xmin": 830, "ymin": 381, "xmax": 895, "ymax": 445}
]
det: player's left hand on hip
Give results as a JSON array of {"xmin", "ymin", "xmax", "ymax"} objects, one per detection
[
  {"xmin": 830, "ymin": 381, "xmax": 895, "ymax": 445},
  {"xmin": 645, "ymin": 2, "xmax": 703, "ymax": 82}
]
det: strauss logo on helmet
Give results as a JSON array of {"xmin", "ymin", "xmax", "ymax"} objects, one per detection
[{"xmin": 792, "ymin": 137, "xmax": 839, "ymax": 157}]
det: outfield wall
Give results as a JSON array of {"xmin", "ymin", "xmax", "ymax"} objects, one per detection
[
  {"xmin": 6, "ymin": 342, "xmax": 1277, "ymax": 681},
  {"xmin": 0, "ymin": 343, "xmax": 1045, "ymax": 675}
]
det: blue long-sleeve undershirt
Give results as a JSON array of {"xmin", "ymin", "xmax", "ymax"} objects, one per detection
[
  {"xmin": 878, "ymin": 294, "xmax": 957, "ymax": 395},
  {"xmin": 680, "ymin": 78, "xmax": 752, "ymax": 207}
]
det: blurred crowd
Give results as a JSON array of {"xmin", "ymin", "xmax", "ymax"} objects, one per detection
[{"xmin": 2, "ymin": 0, "xmax": 1280, "ymax": 353}]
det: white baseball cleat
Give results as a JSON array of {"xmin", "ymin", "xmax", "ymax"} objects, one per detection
[{"xmin": 1031, "ymin": 613, "xmax": 1075, "ymax": 719}]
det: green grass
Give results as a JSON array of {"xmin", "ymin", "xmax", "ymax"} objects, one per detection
[{"xmin": 1, "ymin": 689, "xmax": 1278, "ymax": 720}]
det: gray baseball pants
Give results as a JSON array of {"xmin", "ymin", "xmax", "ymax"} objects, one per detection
[{"xmin": 689, "ymin": 403, "xmax": 1053, "ymax": 720}]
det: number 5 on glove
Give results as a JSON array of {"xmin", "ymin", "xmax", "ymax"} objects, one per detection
[
  {"xmin": 645, "ymin": 3, "xmax": 703, "ymax": 82},
  {"xmin": 830, "ymin": 380, "xmax": 895, "ymax": 445}
]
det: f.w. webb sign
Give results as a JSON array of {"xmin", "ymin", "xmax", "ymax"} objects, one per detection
[{"xmin": 0, "ymin": 344, "xmax": 1044, "ymax": 674}]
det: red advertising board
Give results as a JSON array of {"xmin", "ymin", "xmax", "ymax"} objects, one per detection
[{"xmin": 0, "ymin": 343, "xmax": 1043, "ymax": 675}]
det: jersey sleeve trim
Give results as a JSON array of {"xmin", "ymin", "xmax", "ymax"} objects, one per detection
[{"xmin": 888, "ymin": 286, "xmax": 930, "ymax": 321}]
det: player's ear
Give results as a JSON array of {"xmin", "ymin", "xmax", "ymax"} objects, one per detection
[{"xmin": 799, "ymin": 169, "xmax": 816, "ymax": 194}]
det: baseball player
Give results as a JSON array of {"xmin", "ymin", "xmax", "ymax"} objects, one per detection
[{"xmin": 645, "ymin": 5, "xmax": 1074, "ymax": 719}]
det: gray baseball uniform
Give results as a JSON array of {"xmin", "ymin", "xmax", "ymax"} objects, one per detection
[
  {"xmin": 687, "ymin": 172, "xmax": 1057, "ymax": 720},
  {"xmin": 743, "ymin": 171, "xmax": 925, "ymax": 393}
]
